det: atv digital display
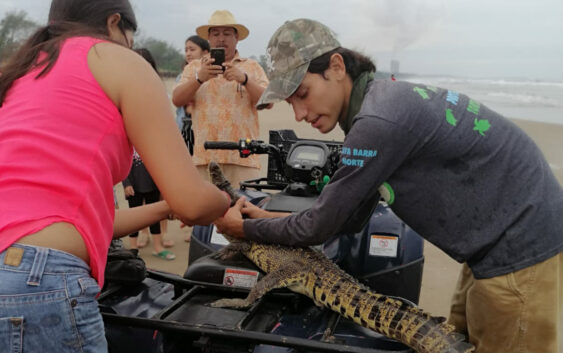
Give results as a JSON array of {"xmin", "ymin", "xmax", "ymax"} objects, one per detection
[
  {"xmin": 286, "ymin": 143, "xmax": 327, "ymax": 168},
  {"xmin": 294, "ymin": 150, "xmax": 322, "ymax": 162}
]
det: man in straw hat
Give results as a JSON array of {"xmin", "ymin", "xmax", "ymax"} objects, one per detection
[{"xmin": 172, "ymin": 10, "xmax": 269, "ymax": 187}]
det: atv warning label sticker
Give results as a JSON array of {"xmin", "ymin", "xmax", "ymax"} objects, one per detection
[
  {"xmin": 369, "ymin": 235, "xmax": 398, "ymax": 258},
  {"xmin": 223, "ymin": 268, "xmax": 259, "ymax": 288}
]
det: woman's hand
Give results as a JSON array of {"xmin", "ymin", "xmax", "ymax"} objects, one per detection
[
  {"xmin": 124, "ymin": 185, "xmax": 135, "ymax": 197},
  {"xmin": 214, "ymin": 197, "xmax": 246, "ymax": 239}
]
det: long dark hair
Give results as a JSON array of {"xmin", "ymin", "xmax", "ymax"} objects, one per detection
[
  {"xmin": 308, "ymin": 47, "xmax": 376, "ymax": 81},
  {"xmin": 135, "ymin": 48, "xmax": 159, "ymax": 75},
  {"xmin": 184, "ymin": 35, "xmax": 210, "ymax": 66},
  {"xmin": 186, "ymin": 35, "xmax": 210, "ymax": 52},
  {"xmin": 0, "ymin": 0, "xmax": 137, "ymax": 106}
]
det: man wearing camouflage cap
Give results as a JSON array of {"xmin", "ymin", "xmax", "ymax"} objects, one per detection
[
  {"xmin": 256, "ymin": 19, "xmax": 341, "ymax": 110},
  {"xmin": 216, "ymin": 18, "xmax": 563, "ymax": 353}
]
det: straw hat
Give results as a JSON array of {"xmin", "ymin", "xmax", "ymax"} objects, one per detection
[{"xmin": 196, "ymin": 10, "xmax": 249, "ymax": 41}]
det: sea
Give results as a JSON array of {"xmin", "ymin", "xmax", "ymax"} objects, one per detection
[{"xmin": 402, "ymin": 76, "xmax": 563, "ymax": 125}]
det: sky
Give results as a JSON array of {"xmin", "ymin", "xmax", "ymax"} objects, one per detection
[{"xmin": 2, "ymin": 0, "xmax": 562, "ymax": 81}]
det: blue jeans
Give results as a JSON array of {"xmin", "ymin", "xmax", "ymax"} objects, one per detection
[{"xmin": 0, "ymin": 244, "xmax": 107, "ymax": 353}]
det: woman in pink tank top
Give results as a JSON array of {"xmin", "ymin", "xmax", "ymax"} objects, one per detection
[{"xmin": 0, "ymin": 1, "xmax": 230, "ymax": 352}]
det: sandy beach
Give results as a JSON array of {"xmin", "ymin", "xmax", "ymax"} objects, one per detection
[{"xmin": 119, "ymin": 79, "xmax": 563, "ymax": 318}]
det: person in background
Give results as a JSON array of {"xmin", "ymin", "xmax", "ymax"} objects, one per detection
[
  {"xmin": 173, "ymin": 35, "xmax": 210, "ymax": 243},
  {"xmin": 175, "ymin": 35, "xmax": 210, "ymax": 143},
  {"xmin": 122, "ymin": 48, "xmax": 176, "ymax": 260},
  {"xmin": 123, "ymin": 148, "xmax": 173, "ymax": 259},
  {"xmin": 214, "ymin": 18, "xmax": 563, "ymax": 353},
  {"xmin": 172, "ymin": 10, "xmax": 269, "ymax": 188},
  {"xmin": 127, "ymin": 47, "xmax": 176, "ymax": 254},
  {"xmin": 0, "ymin": 1, "xmax": 230, "ymax": 352}
]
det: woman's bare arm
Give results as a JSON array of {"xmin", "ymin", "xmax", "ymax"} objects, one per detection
[
  {"xmin": 89, "ymin": 43, "xmax": 229, "ymax": 226},
  {"xmin": 113, "ymin": 200, "xmax": 169, "ymax": 238}
]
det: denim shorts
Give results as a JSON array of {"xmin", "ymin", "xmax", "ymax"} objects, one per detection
[{"xmin": 0, "ymin": 244, "xmax": 107, "ymax": 353}]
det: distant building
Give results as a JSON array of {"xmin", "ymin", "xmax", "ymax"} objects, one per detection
[{"xmin": 390, "ymin": 60, "xmax": 400, "ymax": 75}]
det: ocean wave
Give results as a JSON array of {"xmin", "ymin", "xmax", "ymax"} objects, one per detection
[
  {"xmin": 409, "ymin": 76, "xmax": 563, "ymax": 89},
  {"xmin": 486, "ymin": 92, "xmax": 561, "ymax": 107}
]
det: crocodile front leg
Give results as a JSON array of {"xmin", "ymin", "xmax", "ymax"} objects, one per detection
[{"xmin": 210, "ymin": 260, "xmax": 308, "ymax": 308}]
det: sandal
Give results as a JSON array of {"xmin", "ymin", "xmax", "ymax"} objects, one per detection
[{"xmin": 152, "ymin": 250, "xmax": 176, "ymax": 261}]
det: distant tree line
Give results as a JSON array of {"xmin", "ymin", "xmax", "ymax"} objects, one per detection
[
  {"xmin": 0, "ymin": 10, "xmax": 185, "ymax": 75},
  {"xmin": 1, "ymin": 10, "xmax": 386, "ymax": 79},
  {"xmin": 134, "ymin": 37, "xmax": 184, "ymax": 76},
  {"xmin": 0, "ymin": 11, "xmax": 38, "ymax": 62}
]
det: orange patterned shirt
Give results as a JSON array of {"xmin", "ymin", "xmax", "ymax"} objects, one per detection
[{"xmin": 177, "ymin": 53, "xmax": 268, "ymax": 168}]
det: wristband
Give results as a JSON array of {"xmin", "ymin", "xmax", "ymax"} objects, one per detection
[
  {"xmin": 241, "ymin": 73, "xmax": 248, "ymax": 86},
  {"xmin": 195, "ymin": 71, "xmax": 203, "ymax": 85}
]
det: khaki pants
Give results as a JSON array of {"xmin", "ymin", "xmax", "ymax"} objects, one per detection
[
  {"xmin": 448, "ymin": 251, "xmax": 562, "ymax": 353},
  {"xmin": 196, "ymin": 163, "xmax": 260, "ymax": 190}
]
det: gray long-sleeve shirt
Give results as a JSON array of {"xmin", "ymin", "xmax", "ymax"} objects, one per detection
[{"xmin": 244, "ymin": 79, "xmax": 563, "ymax": 279}]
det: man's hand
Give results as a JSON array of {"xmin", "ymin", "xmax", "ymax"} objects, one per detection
[
  {"xmin": 214, "ymin": 197, "xmax": 246, "ymax": 239},
  {"xmin": 223, "ymin": 62, "xmax": 246, "ymax": 84},
  {"xmin": 197, "ymin": 54, "xmax": 223, "ymax": 82}
]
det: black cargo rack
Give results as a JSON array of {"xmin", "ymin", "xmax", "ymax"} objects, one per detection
[{"xmin": 99, "ymin": 270, "xmax": 412, "ymax": 353}]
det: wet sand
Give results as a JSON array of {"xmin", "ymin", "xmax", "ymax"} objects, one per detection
[{"xmin": 126, "ymin": 80, "xmax": 563, "ymax": 318}]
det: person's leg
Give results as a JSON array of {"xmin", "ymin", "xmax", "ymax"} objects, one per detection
[
  {"xmin": 447, "ymin": 263, "xmax": 473, "ymax": 334},
  {"xmin": 126, "ymin": 192, "xmax": 143, "ymax": 249},
  {"xmin": 137, "ymin": 227, "xmax": 150, "ymax": 248},
  {"xmin": 159, "ymin": 193, "xmax": 173, "ymax": 247},
  {"xmin": 464, "ymin": 252, "xmax": 562, "ymax": 353},
  {"xmin": 145, "ymin": 190, "xmax": 175, "ymax": 260},
  {"xmin": 161, "ymin": 219, "xmax": 174, "ymax": 247}
]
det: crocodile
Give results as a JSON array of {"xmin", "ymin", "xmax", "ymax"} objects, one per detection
[{"xmin": 208, "ymin": 161, "xmax": 475, "ymax": 353}]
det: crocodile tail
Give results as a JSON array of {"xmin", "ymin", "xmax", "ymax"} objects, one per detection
[
  {"xmin": 326, "ymin": 285, "xmax": 474, "ymax": 353},
  {"xmin": 363, "ymin": 296, "xmax": 475, "ymax": 353},
  {"xmin": 208, "ymin": 161, "xmax": 238, "ymax": 205}
]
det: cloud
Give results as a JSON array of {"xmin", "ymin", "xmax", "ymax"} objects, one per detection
[
  {"xmin": 349, "ymin": 0, "xmax": 448, "ymax": 54},
  {"xmin": 4, "ymin": 0, "xmax": 563, "ymax": 79}
]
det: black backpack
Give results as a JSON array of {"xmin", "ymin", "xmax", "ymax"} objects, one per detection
[{"xmin": 104, "ymin": 244, "xmax": 147, "ymax": 286}]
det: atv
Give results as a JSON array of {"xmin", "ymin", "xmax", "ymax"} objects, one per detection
[{"xmin": 99, "ymin": 130, "xmax": 424, "ymax": 353}]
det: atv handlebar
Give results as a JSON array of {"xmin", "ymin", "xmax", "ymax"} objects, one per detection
[
  {"xmin": 204, "ymin": 139, "xmax": 277, "ymax": 157},
  {"xmin": 204, "ymin": 138, "xmax": 285, "ymax": 179},
  {"xmin": 203, "ymin": 141, "xmax": 240, "ymax": 150}
]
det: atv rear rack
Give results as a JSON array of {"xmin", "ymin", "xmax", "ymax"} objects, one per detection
[{"xmin": 99, "ymin": 270, "xmax": 412, "ymax": 353}]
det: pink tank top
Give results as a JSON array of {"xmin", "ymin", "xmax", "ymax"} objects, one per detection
[{"xmin": 0, "ymin": 37, "xmax": 133, "ymax": 286}]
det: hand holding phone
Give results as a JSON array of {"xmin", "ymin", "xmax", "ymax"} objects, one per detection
[{"xmin": 210, "ymin": 48, "xmax": 225, "ymax": 71}]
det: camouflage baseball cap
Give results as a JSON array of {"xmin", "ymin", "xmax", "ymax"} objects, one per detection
[{"xmin": 256, "ymin": 19, "xmax": 340, "ymax": 110}]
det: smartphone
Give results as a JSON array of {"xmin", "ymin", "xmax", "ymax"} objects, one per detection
[{"xmin": 210, "ymin": 48, "xmax": 225, "ymax": 71}]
